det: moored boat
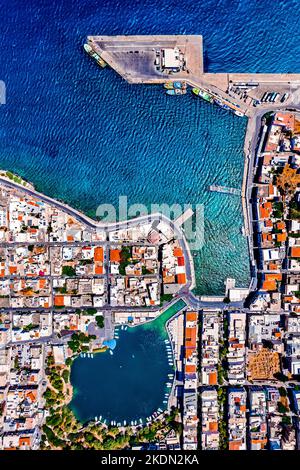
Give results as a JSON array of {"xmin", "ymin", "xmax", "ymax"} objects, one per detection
[
  {"xmin": 166, "ymin": 88, "xmax": 186, "ymax": 96},
  {"xmin": 83, "ymin": 43, "xmax": 107, "ymax": 68},
  {"xmin": 164, "ymin": 81, "xmax": 174, "ymax": 89},
  {"xmin": 214, "ymin": 98, "xmax": 231, "ymax": 110},
  {"xmin": 192, "ymin": 87, "xmax": 214, "ymax": 103}
]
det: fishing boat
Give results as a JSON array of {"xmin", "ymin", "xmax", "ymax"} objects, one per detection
[
  {"xmin": 83, "ymin": 43, "xmax": 107, "ymax": 68},
  {"xmin": 109, "ymin": 350, "xmax": 114, "ymax": 355},
  {"xmin": 173, "ymin": 81, "xmax": 183, "ymax": 89},
  {"xmin": 166, "ymin": 89, "xmax": 176, "ymax": 96},
  {"xmin": 214, "ymin": 98, "xmax": 231, "ymax": 110},
  {"xmin": 164, "ymin": 81, "xmax": 174, "ymax": 89},
  {"xmin": 192, "ymin": 87, "xmax": 214, "ymax": 103},
  {"xmin": 176, "ymin": 88, "xmax": 187, "ymax": 95}
]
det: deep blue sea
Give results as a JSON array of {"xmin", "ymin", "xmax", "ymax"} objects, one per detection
[{"xmin": 0, "ymin": 0, "xmax": 299, "ymax": 294}]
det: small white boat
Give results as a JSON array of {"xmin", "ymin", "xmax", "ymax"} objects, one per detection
[
  {"xmin": 95, "ymin": 416, "xmax": 98, "ymax": 421},
  {"xmin": 111, "ymin": 420, "xmax": 114, "ymax": 425},
  {"xmin": 139, "ymin": 418, "xmax": 142, "ymax": 424},
  {"xmin": 123, "ymin": 420, "xmax": 126, "ymax": 426},
  {"xmin": 131, "ymin": 421, "xmax": 134, "ymax": 425},
  {"xmin": 91, "ymin": 354, "xmax": 94, "ymax": 358},
  {"xmin": 109, "ymin": 350, "xmax": 114, "ymax": 356},
  {"xmin": 163, "ymin": 400, "xmax": 168, "ymax": 404}
]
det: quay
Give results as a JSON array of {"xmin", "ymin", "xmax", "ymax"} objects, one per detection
[{"xmin": 87, "ymin": 34, "xmax": 300, "ymax": 117}]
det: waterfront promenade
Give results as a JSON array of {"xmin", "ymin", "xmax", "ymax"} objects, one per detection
[{"xmin": 0, "ymin": 174, "xmax": 197, "ymax": 307}]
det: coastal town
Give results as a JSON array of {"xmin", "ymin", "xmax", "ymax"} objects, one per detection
[
  {"xmin": 1, "ymin": 27, "xmax": 300, "ymax": 452},
  {"xmin": 0, "ymin": 108, "xmax": 300, "ymax": 450}
]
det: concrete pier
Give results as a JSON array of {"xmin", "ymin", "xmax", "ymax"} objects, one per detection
[
  {"xmin": 87, "ymin": 35, "xmax": 300, "ymax": 116},
  {"xmin": 88, "ymin": 35, "xmax": 203, "ymax": 82}
]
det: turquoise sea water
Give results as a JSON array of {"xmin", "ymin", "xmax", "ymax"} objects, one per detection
[
  {"xmin": 3, "ymin": 0, "xmax": 300, "ymax": 294},
  {"xmin": 70, "ymin": 300, "xmax": 186, "ymax": 424}
]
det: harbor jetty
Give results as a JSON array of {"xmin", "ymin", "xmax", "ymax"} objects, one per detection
[
  {"xmin": 86, "ymin": 35, "xmax": 300, "ymax": 118},
  {"xmin": 209, "ymin": 185, "xmax": 241, "ymax": 196}
]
